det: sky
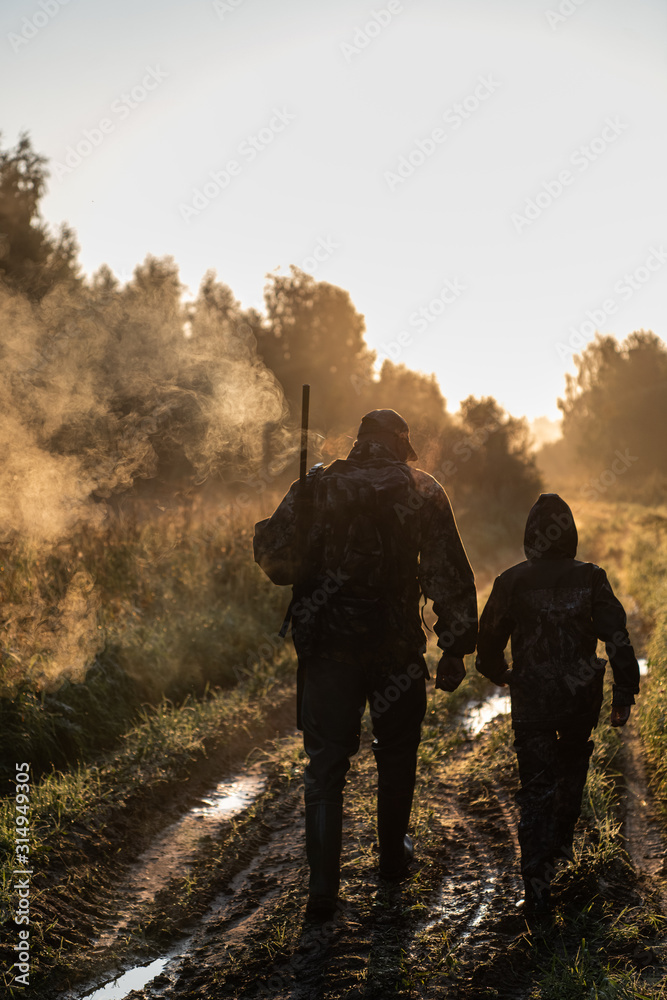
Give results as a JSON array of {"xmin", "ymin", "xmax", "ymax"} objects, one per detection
[{"xmin": 1, "ymin": 0, "xmax": 666, "ymax": 423}]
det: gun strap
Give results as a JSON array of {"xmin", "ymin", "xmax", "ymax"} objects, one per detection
[{"xmin": 279, "ymin": 596, "xmax": 294, "ymax": 638}]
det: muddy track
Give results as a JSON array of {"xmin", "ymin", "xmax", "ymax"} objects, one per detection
[
  {"xmin": 621, "ymin": 725, "xmax": 667, "ymax": 883},
  {"xmin": 28, "ymin": 692, "xmax": 298, "ymax": 995},
  {"xmin": 51, "ymin": 716, "xmax": 531, "ymax": 1000},
  {"xmin": 32, "ymin": 703, "xmax": 667, "ymax": 1000}
]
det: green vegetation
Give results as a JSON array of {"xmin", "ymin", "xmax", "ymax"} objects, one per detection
[
  {"xmin": 540, "ymin": 331, "xmax": 667, "ymax": 502},
  {"xmin": 0, "ymin": 131, "xmax": 543, "ymax": 810},
  {"xmin": 528, "ymin": 939, "xmax": 667, "ymax": 1000},
  {"xmin": 575, "ymin": 499, "xmax": 667, "ymax": 822},
  {"xmin": 635, "ymin": 536, "xmax": 667, "ymax": 817},
  {"xmin": 0, "ymin": 509, "xmax": 292, "ymax": 785},
  {"xmin": 0, "ymin": 668, "xmax": 296, "ymax": 983},
  {"xmin": 1, "ymin": 130, "xmax": 667, "ymax": 1000}
]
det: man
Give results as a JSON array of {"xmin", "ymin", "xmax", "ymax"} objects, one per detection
[
  {"xmin": 254, "ymin": 408, "xmax": 477, "ymax": 917},
  {"xmin": 475, "ymin": 493, "xmax": 640, "ymax": 915}
]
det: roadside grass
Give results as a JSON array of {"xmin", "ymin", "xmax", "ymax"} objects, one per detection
[
  {"xmin": 575, "ymin": 497, "xmax": 667, "ymax": 656},
  {"xmin": 525, "ymin": 684, "xmax": 667, "ymax": 999},
  {"xmin": 0, "ymin": 502, "xmax": 291, "ymax": 785},
  {"xmin": 0, "ymin": 653, "xmax": 295, "ymax": 855},
  {"xmin": 528, "ymin": 938, "xmax": 667, "ymax": 1000},
  {"xmin": 0, "ymin": 660, "xmax": 296, "ymax": 987},
  {"xmin": 638, "ymin": 625, "xmax": 667, "ymax": 819},
  {"xmin": 620, "ymin": 501, "xmax": 667, "ymax": 821}
]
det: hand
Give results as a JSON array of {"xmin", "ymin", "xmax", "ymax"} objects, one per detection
[
  {"xmin": 496, "ymin": 668, "xmax": 512, "ymax": 688},
  {"xmin": 435, "ymin": 654, "xmax": 466, "ymax": 692},
  {"xmin": 611, "ymin": 704, "xmax": 631, "ymax": 727}
]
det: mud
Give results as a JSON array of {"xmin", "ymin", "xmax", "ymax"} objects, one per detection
[
  {"xmin": 45, "ymin": 694, "xmax": 522, "ymax": 1000},
  {"xmin": 26, "ymin": 681, "xmax": 667, "ymax": 1000},
  {"xmin": 95, "ymin": 766, "xmax": 268, "ymax": 949},
  {"xmin": 622, "ymin": 724, "xmax": 667, "ymax": 884}
]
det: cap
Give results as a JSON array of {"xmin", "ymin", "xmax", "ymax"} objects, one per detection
[{"xmin": 356, "ymin": 408, "xmax": 418, "ymax": 461}]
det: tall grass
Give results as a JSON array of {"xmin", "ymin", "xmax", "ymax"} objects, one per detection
[{"xmin": 0, "ymin": 496, "xmax": 292, "ymax": 783}]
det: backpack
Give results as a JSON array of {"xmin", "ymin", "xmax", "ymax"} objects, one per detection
[{"xmin": 298, "ymin": 459, "xmax": 417, "ymax": 649}]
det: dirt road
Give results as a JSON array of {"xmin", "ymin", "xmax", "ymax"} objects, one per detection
[{"xmin": 28, "ymin": 691, "xmax": 667, "ymax": 999}]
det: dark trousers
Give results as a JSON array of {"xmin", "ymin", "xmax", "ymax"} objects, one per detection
[
  {"xmin": 300, "ymin": 656, "xmax": 427, "ymax": 808},
  {"xmin": 513, "ymin": 718, "xmax": 595, "ymax": 897}
]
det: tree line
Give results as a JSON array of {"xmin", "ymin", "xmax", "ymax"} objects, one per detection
[{"xmin": 1, "ymin": 132, "xmax": 664, "ymax": 547}]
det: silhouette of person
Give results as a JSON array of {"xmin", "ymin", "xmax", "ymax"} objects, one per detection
[
  {"xmin": 254, "ymin": 409, "xmax": 477, "ymax": 916},
  {"xmin": 475, "ymin": 493, "xmax": 640, "ymax": 914}
]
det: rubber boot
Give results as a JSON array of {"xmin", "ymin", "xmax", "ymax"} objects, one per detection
[
  {"xmin": 305, "ymin": 802, "xmax": 343, "ymax": 918},
  {"xmin": 377, "ymin": 791, "xmax": 415, "ymax": 880},
  {"xmin": 522, "ymin": 860, "xmax": 553, "ymax": 918}
]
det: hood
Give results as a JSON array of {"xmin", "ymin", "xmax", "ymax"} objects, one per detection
[{"xmin": 523, "ymin": 493, "xmax": 578, "ymax": 560}]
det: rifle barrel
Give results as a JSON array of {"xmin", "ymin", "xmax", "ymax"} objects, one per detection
[{"xmin": 299, "ymin": 384, "xmax": 310, "ymax": 482}]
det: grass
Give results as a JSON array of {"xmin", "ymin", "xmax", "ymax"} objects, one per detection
[
  {"xmin": 0, "ymin": 501, "xmax": 292, "ymax": 786},
  {"xmin": 523, "ymin": 677, "xmax": 667, "ymax": 1000},
  {"xmin": 2, "ymin": 493, "xmax": 667, "ymax": 996},
  {"xmin": 0, "ymin": 662, "xmax": 296, "ymax": 971},
  {"xmin": 529, "ymin": 939, "xmax": 667, "ymax": 999},
  {"xmin": 424, "ymin": 661, "xmax": 667, "ymax": 999},
  {"xmin": 623, "ymin": 504, "xmax": 667, "ymax": 818},
  {"xmin": 638, "ymin": 633, "xmax": 667, "ymax": 819}
]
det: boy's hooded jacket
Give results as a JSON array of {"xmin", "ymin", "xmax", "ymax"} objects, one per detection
[{"xmin": 475, "ymin": 494, "xmax": 640, "ymax": 726}]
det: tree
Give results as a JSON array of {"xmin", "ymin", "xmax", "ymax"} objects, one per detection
[
  {"xmin": 257, "ymin": 267, "xmax": 375, "ymax": 432},
  {"xmin": 434, "ymin": 396, "xmax": 542, "ymax": 555},
  {"xmin": 0, "ymin": 132, "xmax": 79, "ymax": 299},
  {"xmin": 558, "ymin": 331, "xmax": 667, "ymax": 480},
  {"xmin": 364, "ymin": 361, "xmax": 453, "ymax": 466}
]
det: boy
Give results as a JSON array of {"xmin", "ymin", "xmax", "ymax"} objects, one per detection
[{"xmin": 475, "ymin": 493, "xmax": 640, "ymax": 914}]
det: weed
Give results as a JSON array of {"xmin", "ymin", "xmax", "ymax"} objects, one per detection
[{"xmin": 531, "ymin": 937, "xmax": 667, "ymax": 998}]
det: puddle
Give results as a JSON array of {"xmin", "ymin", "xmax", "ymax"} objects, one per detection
[
  {"xmin": 461, "ymin": 878, "xmax": 496, "ymax": 941},
  {"xmin": 77, "ymin": 957, "xmax": 171, "ymax": 1000},
  {"xmin": 191, "ymin": 773, "xmax": 266, "ymax": 817},
  {"xmin": 423, "ymin": 875, "xmax": 498, "ymax": 939},
  {"xmin": 71, "ymin": 930, "xmax": 193, "ymax": 1000},
  {"xmin": 96, "ymin": 767, "xmax": 267, "ymax": 948},
  {"xmin": 463, "ymin": 692, "xmax": 511, "ymax": 736},
  {"xmin": 461, "ymin": 659, "xmax": 647, "ymax": 735}
]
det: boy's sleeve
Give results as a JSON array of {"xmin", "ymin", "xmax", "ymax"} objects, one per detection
[
  {"xmin": 475, "ymin": 575, "xmax": 514, "ymax": 685},
  {"xmin": 591, "ymin": 566, "xmax": 640, "ymax": 706}
]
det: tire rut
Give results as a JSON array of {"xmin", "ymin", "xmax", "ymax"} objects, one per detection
[
  {"xmin": 621, "ymin": 724, "xmax": 667, "ymax": 896},
  {"xmin": 59, "ymin": 713, "xmax": 544, "ymax": 999}
]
